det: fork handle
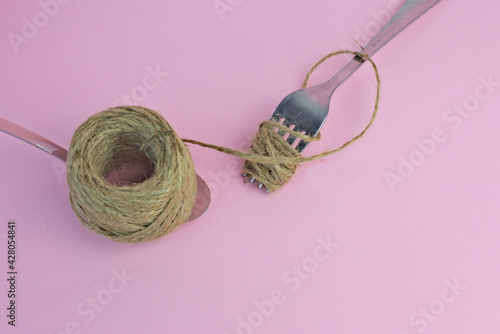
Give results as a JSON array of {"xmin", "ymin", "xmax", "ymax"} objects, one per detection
[
  {"xmin": 364, "ymin": 0, "xmax": 440, "ymax": 58},
  {"xmin": 310, "ymin": 0, "xmax": 441, "ymax": 104}
]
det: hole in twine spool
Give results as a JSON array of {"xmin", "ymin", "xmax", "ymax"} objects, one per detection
[
  {"xmin": 66, "ymin": 106, "xmax": 197, "ymax": 243},
  {"xmin": 105, "ymin": 156, "xmax": 155, "ymax": 186}
]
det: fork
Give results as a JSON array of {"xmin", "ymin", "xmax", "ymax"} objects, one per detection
[{"xmin": 244, "ymin": 0, "xmax": 441, "ymax": 190}]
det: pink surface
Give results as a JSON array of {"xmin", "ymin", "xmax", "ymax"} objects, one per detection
[{"xmin": 1, "ymin": 0, "xmax": 500, "ymax": 333}]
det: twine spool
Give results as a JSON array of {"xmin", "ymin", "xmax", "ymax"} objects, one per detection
[
  {"xmin": 66, "ymin": 50, "xmax": 380, "ymax": 243},
  {"xmin": 67, "ymin": 106, "xmax": 197, "ymax": 243}
]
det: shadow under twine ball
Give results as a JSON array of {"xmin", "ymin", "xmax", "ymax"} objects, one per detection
[{"xmin": 66, "ymin": 106, "xmax": 197, "ymax": 243}]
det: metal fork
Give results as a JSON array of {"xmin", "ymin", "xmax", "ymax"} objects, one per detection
[{"xmin": 244, "ymin": 0, "xmax": 441, "ymax": 190}]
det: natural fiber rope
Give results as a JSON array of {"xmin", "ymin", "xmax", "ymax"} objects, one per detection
[
  {"xmin": 67, "ymin": 106, "xmax": 197, "ymax": 243},
  {"xmin": 66, "ymin": 50, "xmax": 379, "ymax": 243}
]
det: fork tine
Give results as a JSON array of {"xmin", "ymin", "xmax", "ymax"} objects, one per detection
[
  {"xmin": 285, "ymin": 134, "xmax": 297, "ymax": 146},
  {"xmin": 243, "ymin": 173, "xmax": 258, "ymax": 184},
  {"xmin": 283, "ymin": 123, "xmax": 297, "ymax": 146},
  {"xmin": 295, "ymin": 139, "xmax": 309, "ymax": 152},
  {"xmin": 290, "ymin": 135, "xmax": 302, "ymax": 149},
  {"xmin": 276, "ymin": 128, "xmax": 287, "ymax": 137},
  {"xmin": 244, "ymin": 174, "xmax": 269, "ymax": 192},
  {"xmin": 242, "ymin": 173, "xmax": 253, "ymax": 183},
  {"xmin": 274, "ymin": 117, "xmax": 286, "ymax": 137}
]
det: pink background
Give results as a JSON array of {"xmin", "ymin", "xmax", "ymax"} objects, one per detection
[{"xmin": 1, "ymin": 0, "xmax": 500, "ymax": 333}]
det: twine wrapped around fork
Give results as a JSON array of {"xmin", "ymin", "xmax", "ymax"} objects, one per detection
[
  {"xmin": 66, "ymin": 50, "xmax": 379, "ymax": 243},
  {"xmin": 185, "ymin": 50, "xmax": 381, "ymax": 192},
  {"xmin": 241, "ymin": 50, "xmax": 380, "ymax": 191}
]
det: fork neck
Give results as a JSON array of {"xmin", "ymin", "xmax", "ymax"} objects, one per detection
[{"xmin": 304, "ymin": 56, "xmax": 365, "ymax": 107}]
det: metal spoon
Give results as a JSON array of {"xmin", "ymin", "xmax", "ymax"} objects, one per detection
[{"xmin": 0, "ymin": 116, "xmax": 211, "ymax": 221}]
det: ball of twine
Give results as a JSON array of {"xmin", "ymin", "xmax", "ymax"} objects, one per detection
[
  {"xmin": 66, "ymin": 50, "xmax": 380, "ymax": 243},
  {"xmin": 67, "ymin": 106, "xmax": 197, "ymax": 243}
]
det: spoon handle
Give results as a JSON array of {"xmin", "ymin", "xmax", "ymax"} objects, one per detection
[{"xmin": 0, "ymin": 117, "xmax": 68, "ymax": 161}]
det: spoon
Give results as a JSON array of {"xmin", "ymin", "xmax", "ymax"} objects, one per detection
[{"xmin": 0, "ymin": 116, "xmax": 211, "ymax": 221}]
